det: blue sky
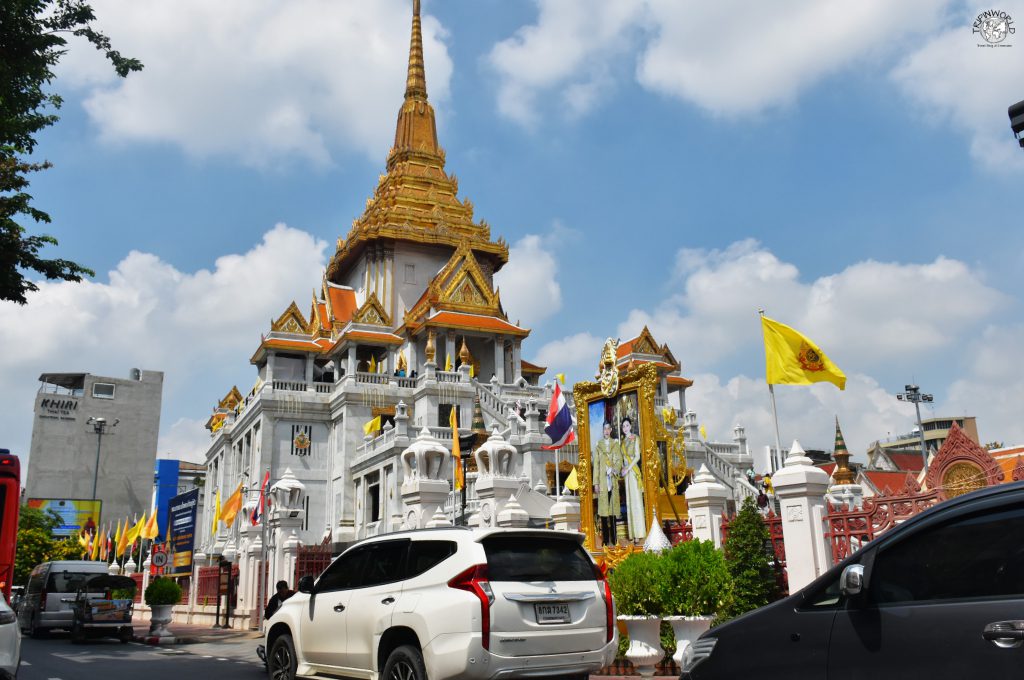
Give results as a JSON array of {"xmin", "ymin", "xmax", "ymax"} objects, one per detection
[{"xmin": 3, "ymin": 0, "xmax": 1023, "ymax": 466}]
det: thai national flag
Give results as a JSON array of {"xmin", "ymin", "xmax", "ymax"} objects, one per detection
[
  {"xmin": 251, "ymin": 471, "xmax": 270, "ymax": 526},
  {"xmin": 543, "ymin": 382, "xmax": 576, "ymax": 450}
]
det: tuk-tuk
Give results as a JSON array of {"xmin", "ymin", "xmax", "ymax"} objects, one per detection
[{"xmin": 63, "ymin": 574, "xmax": 136, "ymax": 644}]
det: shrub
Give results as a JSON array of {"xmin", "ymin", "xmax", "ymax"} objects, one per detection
[
  {"xmin": 608, "ymin": 551, "xmax": 666, "ymax": 617},
  {"xmin": 145, "ymin": 577, "xmax": 182, "ymax": 606},
  {"xmin": 721, "ymin": 496, "xmax": 781, "ymax": 621},
  {"xmin": 661, "ymin": 539, "xmax": 734, "ymax": 617}
]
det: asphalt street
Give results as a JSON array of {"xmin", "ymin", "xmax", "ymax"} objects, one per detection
[{"xmin": 18, "ymin": 634, "xmax": 265, "ymax": 680}]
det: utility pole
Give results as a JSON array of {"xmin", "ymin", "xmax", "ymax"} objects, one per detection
[
  {"xmin": 896, "ymin": 384, "xmax": 933, "ymax": 471},
  {"xmin": 87, "ymin": 417, "xmax": 118, "ymax": 500}
]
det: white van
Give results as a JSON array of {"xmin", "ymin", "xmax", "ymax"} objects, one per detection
[{"xmin": 17, "ymin": 561, "xmax": 112, "ymax": 637}]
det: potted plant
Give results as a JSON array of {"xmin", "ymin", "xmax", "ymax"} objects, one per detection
[
  {"xmin": 661, "ymin": 539, "xmax": 734, "ymax": 666},
  {"xmin": 144, "ymin": 577, "xmax": 182, "ymax": 639},
  {"xmin": 608, "ymin": 551, "xmax": 667, "ymax": 677}
]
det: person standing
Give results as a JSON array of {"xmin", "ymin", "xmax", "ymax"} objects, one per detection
[
  {"xmin": 620, "ymin": 418, "xmax": 646, "ymax": 541},
  {"xmin": 264, "ymin": 580, "xmax": 295, "ymax": 620},
  {"xmin": 593, "ymin": 421, "xmax": 622, "ymax": 546}
]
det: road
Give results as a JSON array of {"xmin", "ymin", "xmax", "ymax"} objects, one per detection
[{"xmin": 18, "ymin": 634, "xmax": 265, "ymax": 680}]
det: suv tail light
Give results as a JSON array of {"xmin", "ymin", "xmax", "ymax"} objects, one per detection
[
  {"xmin": 448, "ymin": 564, "xmax": 494, "ymax": 650},
  {"xmin": 594, "ymin": 563, "xmax": 613, "ymax": 643}
]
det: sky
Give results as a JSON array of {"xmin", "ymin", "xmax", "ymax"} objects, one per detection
[{"xmin": 3, "ymin": 0, "xmax": 1023, "ymax": 468}]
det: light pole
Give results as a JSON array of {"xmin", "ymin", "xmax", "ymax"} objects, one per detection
[
  {"xmin": 86, "ymin": 416, "xmax": 118, "ymax": 500},
  {"xmin": 896, "ymin": 384, "xmax": 933, "ymax": 472}
]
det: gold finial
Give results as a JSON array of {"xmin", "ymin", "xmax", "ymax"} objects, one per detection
[
  {"xmin": 459, "ymin": 336, "xmax": 472, "ymax": 364},
  {"xmin": 405, "ymin": 0, "xmax": 427, "ymax": 101},
  {"xmin": 425, "ymin": 329, "xmax": 436, "ymax": 363}
]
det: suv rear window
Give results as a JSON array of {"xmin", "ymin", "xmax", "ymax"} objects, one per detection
[
  {"xmin": 46, "ymin": 571, "xmax": 96, "ymax": 592},
  {"xmin": 408, "ymin": 540, "xmax": 457, "ymax": 578},
  {"xmin": 483, "ymin": 536, "xmax": 594, "ymax": 581}
]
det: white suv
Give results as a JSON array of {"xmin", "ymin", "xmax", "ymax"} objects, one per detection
[{"xmin": 263, "ymin": 527, "xmax": 617, "ymax": 680}]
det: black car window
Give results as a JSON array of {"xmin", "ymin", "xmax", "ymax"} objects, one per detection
[
  {"xmin": 801, "ymin": 571, "xmax": 843, "ymax": 609},
  {"xmin": 483, "ymin": 536, "xmax": 594, "ymax": 581},
  {"xmin": 355, "ymin": 540, "xmax": 409, "ymax": 588},
  {"xmin": 406, "ymin": 540, "xmax": 457, "ymax": 578},
  {"xmin": 317, "ymin": 546, "xmax": 373, "ymax": 592},
  {"xmin": 46, "ymin": 571, "xmax": 96, "ymax": 592},
  {"xmin": 870, "ymin": 502, "xmax": 1024, "ymax": 606}
]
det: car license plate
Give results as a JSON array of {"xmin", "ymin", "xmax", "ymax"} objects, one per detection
[{"xmin": 534, "ymin": 602, "xmax": 570, "ymax": 624}]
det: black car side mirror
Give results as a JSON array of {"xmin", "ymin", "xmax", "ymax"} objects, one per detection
[{"xmin": 297, "ymin": 575, "xmax": 315, "ymax": 594}]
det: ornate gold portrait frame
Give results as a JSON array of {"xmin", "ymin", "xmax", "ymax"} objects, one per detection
[{"xmin": 573, "ymin": 362, "xmax": 662, "ymax": 558}]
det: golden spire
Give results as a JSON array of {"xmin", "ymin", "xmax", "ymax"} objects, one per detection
[{"xmin": 405, "ymin": 0, "xmax": 427, "ymax": 101}]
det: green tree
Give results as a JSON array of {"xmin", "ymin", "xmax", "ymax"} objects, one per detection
[
  {"xmin": 13, "ymin": 505, "xmax": 91, "ymax": 586},
  {"xmin": 721, "ymin": 496, "xmax": 781, "ymax": 620},
  {"xmin": 1, "ymin": 0, "xmax": 142, "ymax": 304}
]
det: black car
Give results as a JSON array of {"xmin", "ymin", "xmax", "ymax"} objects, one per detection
[{"xmin": 681, "ymin": 481, "xmax": 1024, "ymax": 679}]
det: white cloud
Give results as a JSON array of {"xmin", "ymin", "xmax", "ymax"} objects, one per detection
[
  {"xmin": 158, "ymin": 417, "xmax": 213, "ymax": 464},
  {"xmin": 534, "ymin": 238, "xmax": 1021, "ymax": 454},
  {"xmin": 891, "ymin": 0, "xmax": 1024, "ymax": 171},
  {"xmin": 0, "ymin": 224, "xmax": 328, "ymax": 468},
  {"xmin": 533, "ymin": 332, "xmax": 605, "ymax": 382},
  {"xmin": 489, "ymin": 0, "xmax": 947, "ymax": 122},
  {"xmin": 60, "ymin": 0, "xmax": 453, "ymax": 167},
  {"xmin": 616, "ymin": 239, "xmax": 1005, "ymax": 371},
  {"xmin": 495, "ymin": 228, "xmax": 574, "ymax": 329}
]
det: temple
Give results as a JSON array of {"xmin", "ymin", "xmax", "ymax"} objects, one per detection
[{"xmin": 195, "ymin": 1, "xmax": 754, "ymax": 627}]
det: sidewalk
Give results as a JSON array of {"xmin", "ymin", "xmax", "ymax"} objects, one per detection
[{"xmin": 131, "ymin": 620, "xmax": 263, "ymax": 645}]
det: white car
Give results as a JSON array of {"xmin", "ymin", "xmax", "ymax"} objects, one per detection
[
  {"xmin": 0, "ymin": 596, "xmax": 21, "ymax": 679},
  {"xmin": 263, "ymin": 527, "xmax": 617, "ymax": 680}
]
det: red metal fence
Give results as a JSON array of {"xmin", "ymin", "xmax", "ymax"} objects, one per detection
[
  {"xmin": 294, "ymin": 544, "xmax": 333, "ymax": 584},
  {"xmin": 824, "ymin": 481, "xmax": 941, "ymax": 563}
]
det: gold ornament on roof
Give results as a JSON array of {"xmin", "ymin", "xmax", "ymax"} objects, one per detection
[
  {"xmin": 598, "ymin": 337, "xmax": 620, "ymax": 398},
  {"xmin": 459, "ymin": 337, "xmax": 472, "ymax": 365},
  {"xmin": 425, "ymin": 329, "xmax": 437, "ymax": 363}
]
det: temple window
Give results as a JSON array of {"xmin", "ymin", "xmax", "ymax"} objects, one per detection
[{"xmin": 404, "ymin": 263, "xmax": 415, "ymax": 284}]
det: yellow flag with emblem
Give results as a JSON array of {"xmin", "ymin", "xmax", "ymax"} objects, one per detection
[
  {"xmin": 211, "ymin": 489, "xmax": 221, "ymax": 536},
  {"xmin": 445, "ymin": 354, "xmax": 453, "ymax": 372},
  {"xmin": 219, "ymin": 482, "xmax": 244, "ymax": 528},
  {"xmin": 761, "ymin": 316, "xmax": 846, "ymax": 390},
  {"xmin": 125, "ymin": 513, "xmax": 145, "ymax": 545}
]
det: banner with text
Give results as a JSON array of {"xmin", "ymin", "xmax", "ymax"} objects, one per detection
[
  {"xmin": 167, "ymin": 488, "xmax": 199, "ymax": 577},
  {"xmin": 27, "ymin": 498, "xmax": 102, "ymax": 538}
]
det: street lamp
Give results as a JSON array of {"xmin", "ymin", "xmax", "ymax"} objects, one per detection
[
  {"xmin": 86, "ymin": 416, "xmax": 118, "ymax": 500},
  {"xmin": 1009, "ymin": 99, "xmax": 1024, "ymax": 149},
  {"xmin": 896, "ymin": 384, "xmax": 933, "ymax": 472}
]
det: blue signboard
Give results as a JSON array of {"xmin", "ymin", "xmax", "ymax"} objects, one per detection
[{"xmin": 166, "ymin": 488, "xmax": 199, "ymax": 577}]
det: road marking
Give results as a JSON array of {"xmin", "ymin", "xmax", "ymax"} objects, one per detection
[{"xmin": 19, "ymin": 661, "xmax": 31, "ymax": 666}]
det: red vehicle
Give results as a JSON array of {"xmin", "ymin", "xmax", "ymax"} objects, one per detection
[{"xmin": 0, "ymin": 450, "xmax": 20, "ymax": 603}]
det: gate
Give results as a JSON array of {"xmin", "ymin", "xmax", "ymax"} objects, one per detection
[{"xmin": 294, "ymin": 544, "xmax": 333, "ymax": 584}]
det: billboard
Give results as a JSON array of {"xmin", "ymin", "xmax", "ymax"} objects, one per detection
[
  {"xmin": 27, "ymin": 498, "xmax": 101, "ymax": 537},
  {"xmin": 166, "ymin": 488, "xmax": 199, "ymax": 577}
]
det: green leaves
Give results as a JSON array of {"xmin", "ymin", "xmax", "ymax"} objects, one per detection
[
  {"xmin": 720, "ymin": 497, "xmax": 782, "ymax": 621},
  {"xmin": 1, "ymin": 0, "xmax": 141, "ymax": 304},
  {"xmin": 145, "ymin": 577, "xmax": 183, "ymax": 606},
  {"xmin": 661, "ymin": 539, "xmax": 734, "ymax": 617},
  {"xmin": 608, "ymin": 550, "xmax": 666, "ymax": 617}
]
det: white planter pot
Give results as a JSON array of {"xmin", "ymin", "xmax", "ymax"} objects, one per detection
[
  {"xmin": 619, "ymin": 615, "xmax": 663, "ymax": 677},
  {"xmin": 665, "ymin": 615, "xmax": 713, "ymax": 668},
  {"xmin": 149, "ymin": 604, "xmax": 174, "ymax": 637}
]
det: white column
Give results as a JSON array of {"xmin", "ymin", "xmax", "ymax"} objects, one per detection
[
  {"xmin": 512, "ymin": 340, "xmax": 522, "ymax": 381},
  {"xmin": 267, "ymin": 351, "xmax": 276, "ymax": 383},
  {"xmin": 493, "ymin": 337, "xmax": 505, "ymax": 384},
  {"xmin": 347, "ymin": 349, "xmax": 356, "ymax": 377},
  {"xmin": 772, "ymin": 440, "xmax": 831, "ymax": 591},
  {"xmin": 684, "ymin": 464, "xmax": 729, "ymax": 547},
  {"xmin": 445, "ymin": 333, "xmax": 456, "ymax": 370}
]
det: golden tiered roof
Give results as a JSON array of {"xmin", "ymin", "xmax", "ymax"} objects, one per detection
[{"xmin": 326, "ymin": 0, "xmax": 508, "ymax": 283}]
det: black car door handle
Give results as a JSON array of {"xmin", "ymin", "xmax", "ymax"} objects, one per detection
[
  {"xmin": 333, "ymin": 603, "xmax": 346, "ymax": 612},
  {"xmin": 983, "ymin": 621, "xmax": 1024, "ymax": 644},
  {"xmin": 381, "ymin": 597, "xmax": 395, "ymax": 605}
]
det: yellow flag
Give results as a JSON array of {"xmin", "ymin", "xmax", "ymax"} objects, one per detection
[
  {"xmin": 90, "ymin": 527, "xmax": 101, "ymax": 560},
  {"xmin": 116, "ymin": 518, "xmax": 130, "ymax": 558},
  {"xmin": 699, "ymin": 424, "xmax": 707, "ymax": 441},
  {"xmin": 556, "ymin": 372, "xmax": 566, "ymax": 385},
  {"xmin": 444, "ymin": 353, "xmax": 452, "ymax": 371},
  {"xmin": 761, "ymin": 316, "xmax": 846, "ymax": 390},
  {"xmin": 142, "ymin": 511, "xmax": 159, "ymax": 541},
  {"xmin": 565, "ymin": 466, "xmax": 579, "ymax": 491},
  {"xmin": 113, "ymin": 519, "xmax": 123, "ymax": 557},
  {"xmin": 125, "ymin": 513, "xmax": 145, "ymax": 545},
  {"xmin": 99, "ymin": 525, "xmax": 109, "ymax": 562},
  {"xmin": 363, "ymin": 415, "xmax": 381, "ymax": 436},
  {"xmin": 219, "ymin": 482, "xmax": 244, "ymax": 528},
  {"xmin": 212, "ymin": 489, "xmax": 221, "ymax": 536},
  {"xmin": 450, "ymin": 406, "xmax": 463, "ymax": 491},
  {"xmin": 469, "ymin": 363, "xmax": 475, "ymax": 378},
  {"xmin": 369, "ymin": 355, "xmax": 377, "ymax": 374}
]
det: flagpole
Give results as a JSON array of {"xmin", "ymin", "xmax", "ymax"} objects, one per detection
[{"xmin": 760, "ymin": 309, "xmax": 784, "ymax": 472}]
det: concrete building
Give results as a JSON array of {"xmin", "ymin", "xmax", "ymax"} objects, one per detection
[
  {"xmin": 27, "ymin": 370, "xmax": 164, "ymax": 526},
  {"xmin": 871, "ymin": 416, "xmax": 979, "ymax": 461}
]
